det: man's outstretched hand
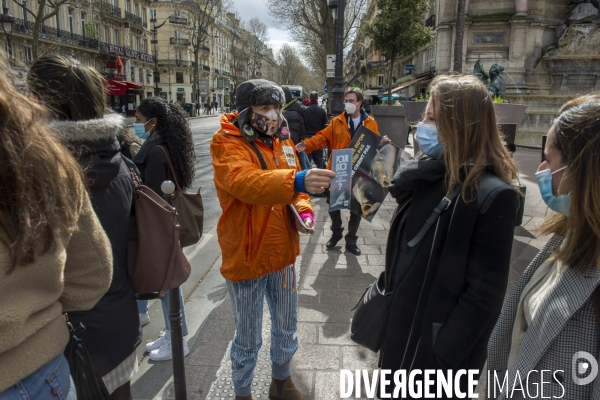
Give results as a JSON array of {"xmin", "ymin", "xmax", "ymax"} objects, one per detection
[
  {"xmin": 303, "ymin": 169, "xmax": 336, "ymax": 193},
  {"xmin": 296, "ymin": 141, "xmax": 307, "ymax": 153}
]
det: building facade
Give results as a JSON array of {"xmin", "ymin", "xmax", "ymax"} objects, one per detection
[{"xmin": 1, "ymin": 0, "xmax": 155, "ymax": 114}]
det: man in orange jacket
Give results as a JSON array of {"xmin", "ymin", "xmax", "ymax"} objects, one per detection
[
  {"xmin": 296, "ymin": 87, "xmax": 387, "ymax": 256},
  {"xmin": 211, "ymin": 80, "xmax": 335, "ymax": 400}
]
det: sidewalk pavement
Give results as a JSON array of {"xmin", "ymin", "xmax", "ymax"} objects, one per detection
[{"xmin": 160, "ymin": 147, "xmax": 549, "ymax": 399}]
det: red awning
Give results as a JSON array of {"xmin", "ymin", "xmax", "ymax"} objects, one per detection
[
  {"xmin": 106, "ymin": 80, "xmax": 127, "ymax": 96},
  {"xmin": 125, "ymin": 81, "xmax": 142, "ymax": 90}
]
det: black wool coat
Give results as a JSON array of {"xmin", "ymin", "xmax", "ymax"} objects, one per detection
[
  {"xmin": 133, "ymin": 135, "xmax": 177, "ymax": 196},
  {"xmin": 379, "ymin": 174, "xmax": 518, "ymax": 398},
  {"xmin": 303, "ymin": 102, "xmax": 328, "ymax": 138},
  {"xmin": 283, "ymin": 100, "xmax": 306, "ymax": 144},
  {"xmin": 53, "ymin": 114, "xmax": 141, "ymax": 376}
]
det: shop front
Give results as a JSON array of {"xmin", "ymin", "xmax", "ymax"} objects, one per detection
[{"xmin": 106, "ymin": 78, "xmax": 143, "ymax": 115}]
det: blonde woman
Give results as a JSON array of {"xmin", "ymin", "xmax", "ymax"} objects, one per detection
[
  {"xmin": 0, "ymin": 56, "xmax": 112, "ymax": 399},
  {"xmin": 377, "ymin": 75, "xmax": 520, "ymax": 397},
  {"xmin": 488, "ymin": 94, "xmax": 600, "ymax": 399}
]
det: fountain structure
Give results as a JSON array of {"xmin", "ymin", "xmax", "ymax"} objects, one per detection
[{"xmin": 448, "ymin": 0, "xmax": 600, "ymax": 147}]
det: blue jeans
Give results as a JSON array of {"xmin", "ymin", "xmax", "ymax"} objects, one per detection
[
  {"xmin": 226, "ymin": 265, "xmax": 298, "ymax": 397},
  {"xmin": 298, "ymin": 152, "xmax": 312, "ymax": 171},
  {"xmin": 307, "ymin": 148, "xmax": 325, "ymax": 169},
  {"xmin": 137, "ymin": 287, "xmax": 188, "ymax": 336},
  {"xmin": 0, "ymin": 354, "xmax": 71, "ymax": 400}
]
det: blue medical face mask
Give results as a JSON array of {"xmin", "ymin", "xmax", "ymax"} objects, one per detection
[
  {"xmin": 133, "ymin": 119, "xmax": 153, "ymax": 139},
  {"xmin": 535, "ymin": 165, "xmax": 571, "ymax": 216},
  {"xmin": 416, "ymin": 121, "xmax": 445, "ymax": 160}
]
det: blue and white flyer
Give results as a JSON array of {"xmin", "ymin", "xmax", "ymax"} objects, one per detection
[{"xmin": 329, "ymin": 148, "xmax": 353, "ymax": 212}]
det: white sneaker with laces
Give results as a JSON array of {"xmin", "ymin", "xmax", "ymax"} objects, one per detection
[
  {"xmin": 145, "ymin": 331, "xmax": 168, "ymax": 352},
  {"xmin": 148, "ymin": 338, "xmax": 190, "ymax": 362},
  {"xmin": 139, "ymin": 312, "xmax": 150, "ymax": 327}
]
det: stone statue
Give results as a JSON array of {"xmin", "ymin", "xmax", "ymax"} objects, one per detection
[
  {"xmin": 473, "ymin": 59, "xmax": 507, "ymax": 99},
  {"xmin": 567, "ymin": 0, "xmax": 599, "ymax": 11}
]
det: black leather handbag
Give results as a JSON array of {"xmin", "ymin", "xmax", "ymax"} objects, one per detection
[{"xmin": 350, "ymin": 185, "xmax": 462, "ymax": 353}]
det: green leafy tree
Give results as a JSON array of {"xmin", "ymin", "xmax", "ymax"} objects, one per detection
[{"xmin": 365, "ymin": 0, "xmax": 432, "ymax": 105}]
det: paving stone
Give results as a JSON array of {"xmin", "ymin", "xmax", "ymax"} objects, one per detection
[
  {"xmin": 318, "ymin": 323, "xmax": 357, "ymax": 346},
  {"xmin": 367, "ymin": 254, "xmax": 386, "ymax": 266},
  {"xmin": 292, "ymin": 345, "xmax": 340, "ymax": 370},
  {"xmin": 341, "ymin": 346, "xmax": 379, "ymax": 370},
  {"xmin": 354, "ymin": 245, "xmax": 382, "ymax": 255},
  {"xmin": 314, "ymin": 371, "xmax": 341, "ymax": 400},
  {"xmin": 363, "ymin": 236, "xmax": 389, "ymax": 245},
  {"xmin": 297, "ymin": 322, "xmax": 318, "ymax": 344}
]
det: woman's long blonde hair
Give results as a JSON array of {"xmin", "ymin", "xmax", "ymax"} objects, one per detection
[
  {"xmin": 538, "ymin": 94, "xmax": 600, "ymax": 271},
  {"xmin": 0, "ymin": 53, "xmax": 85, "ymax": 273},
  {"xmin": 429, "ymin": 75, "xmax": 519, "ymax": 202}
]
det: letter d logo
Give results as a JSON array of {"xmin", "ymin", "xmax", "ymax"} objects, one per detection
[{"xmin": 572, "ymin": 351, "xmax": 599, "ymax": 385}]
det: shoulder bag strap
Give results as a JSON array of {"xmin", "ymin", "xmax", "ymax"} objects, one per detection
[
  {"xmin": 594, "ymin": 285, "xmax": 600, "ymax": 326},
  {"xmin": 249, "ymin": 141, "xmax": 269, "ymax": 171},
  {"xmin": 155, "ymin": 145, "xmax": 182, "ymax": 191},
  {"xmin": 407, "ymin": 185, "xmax": 462, "ymax": 248}
]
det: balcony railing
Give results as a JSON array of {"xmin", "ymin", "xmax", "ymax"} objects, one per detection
[
  {"xmin": 214, "ymin": 68, "xmax": 220, "ymax": 75},
  {"xmin": 367, "ymin": 61, "xmax": 386, "ymax": 70},
  {"xmin": 12, "ymin": 20, "xmax": 155, "ymax": 63},
  {"xmin": 125, "ymin": 11, "xmax": 143, "ymax": 27},
  {"xmin": 201, "ymin": 45, "xmax": 209, "ymax": 53},
  {"xmin": 170, "ymin": 37, "xmax": 190, "ymax": 46},
  {"xmin": 94, "ymin": 0, "xmax": 121, "ymax": 18},
  {"xmin": 157, "ymin": 60, "xmax": 195, "ymax": 68},
  {"xmin": 169, "ymin": 15, "xmax": 188, "ymax": 25},
  {"xmin": 202, "ymin": 64, "xmax": 210, "ymax": 71},
  {"xmin": 13, "ymin": 19, "xmax": 101, "ymax": 50}
]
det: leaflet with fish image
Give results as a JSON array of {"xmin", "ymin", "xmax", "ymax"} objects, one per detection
[
  {"xmin": 348, "ymin": 126, "xmax": 412, "ymax": 222},
  {"xmin": 329, "ymin": 149, "xmax": 353, "ymax": 212}
]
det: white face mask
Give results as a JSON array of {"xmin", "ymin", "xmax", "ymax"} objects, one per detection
[{"xmin": 345, "ymin": 102, "xmax": 357, "ymax": 114}]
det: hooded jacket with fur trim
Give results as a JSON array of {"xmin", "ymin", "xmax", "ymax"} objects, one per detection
[
  {"xmin": 51, "ymin": 113, "xmax": 141, "ymax": 377},
  {"xmin": 211, "ymin": 113, "xmax": 313, "ymax": 282}
]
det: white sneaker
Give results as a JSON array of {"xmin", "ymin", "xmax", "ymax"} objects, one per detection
[
  {"xmin": 145, "ymin": 331, "xmax": 168, "ymax": 352},
  {"xmin": 148, "ymin": 338, "xmax": 190, "ymax": 362},
  {"xmin": 139, "ymin": 312, "xmax": 150, "ymax": 327}
]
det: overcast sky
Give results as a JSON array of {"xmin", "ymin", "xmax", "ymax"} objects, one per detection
[{"xmin": 230, "ymin": 0, "xmax": 297, "ymax": 56}]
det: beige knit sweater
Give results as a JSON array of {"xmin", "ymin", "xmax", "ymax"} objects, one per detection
[{"xmin": 0, "ymin": 188, "xmax": 113, "ymax": 392}]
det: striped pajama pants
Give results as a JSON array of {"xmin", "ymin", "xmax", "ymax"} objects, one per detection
[{"xmin": 225, "ymin": 264, "xmax": 298, "ymax": 397}]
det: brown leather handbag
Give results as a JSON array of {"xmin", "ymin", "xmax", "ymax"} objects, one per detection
[
  {"xmin": 156, "ymin": 145, "xmax": 204, "ymax": 248},
  {"xmin": 126, "ymin": 168, "xmax": 191, "ymax": 300}
]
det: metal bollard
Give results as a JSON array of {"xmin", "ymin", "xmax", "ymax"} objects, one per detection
[{"xmin": 161, "ymin": 180, "xmax": 187, "ymax": 400}]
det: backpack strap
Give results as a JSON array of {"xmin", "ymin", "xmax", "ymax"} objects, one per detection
[
  {"xmin": 594, "ymin": 286, "xmax": 600, "ymax": 326},
  {"xmin": 250, "ymin": 141, "xmax": 269, "ymax": 171},
  {"xmin": 155, "ymin": 145, "xmax": 182, "ymax": 191}
]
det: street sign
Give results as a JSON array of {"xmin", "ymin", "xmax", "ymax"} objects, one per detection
[
  {"xmin": 405, "ymin": 64, "xmax": 415, "ymax": 71},
  {"xmin": 326, "ymin": 71, "xmax": 335, "ymax": 78},
  {"xmin": 324, "ymin": 85, "xmax": 328, "ymax": 93},
  {"xmin": 327, "ymin": 54, "xmax": 336, "ymax": 70},
  {"xmin": 177, "ymin": 88, "xmax": 185, "ymax": 92}
]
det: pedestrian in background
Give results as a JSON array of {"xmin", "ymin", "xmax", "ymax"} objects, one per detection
[
  {"xmin": 0, "ymin": 55, "xmax": 112, "ymax": 400},
  {"xmin": 28, "ymin": 55, "xmax": 142, "ymax": 399},
  {"xmin": 296, "ymin": 87, "xmax": 385, "ymax": 256},
  {"xmin": 133, "ymin": 97, "xmax": 196, "ymax": 362},
  {"xmin": 488, "ymin": 94, "xmax": 600, "ymax": 399},
  {"xmin": 302, "ymin": 91, "xmax": 328, "ymax": 169},
  {"xmin": 282, "ymin": 86, "xmax": 311, "ymax": 170},
  {"xmin": 211, "ymin": 79, "xmax": 335, "ymax": 400},
  {"xmin": 377, "ymin": 75, "xmax": 519, "ymax": 397}
]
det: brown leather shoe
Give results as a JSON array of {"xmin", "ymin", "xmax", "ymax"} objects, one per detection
[
  {"xmin": 269, "ymin": 376, "xmax": 312, "ymax": 400},
  {"xmin": 236, "ymin": 395, "xmax": 252, "ymax": 400}
]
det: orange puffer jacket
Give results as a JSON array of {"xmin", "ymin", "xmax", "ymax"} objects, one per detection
[
  {"xmin": 303, "ymin": 111, "xmax": 379, "ymax": 170},
  {"xmin": 211, "ymin": 113, "xmax": 313, "ymax": 282}
]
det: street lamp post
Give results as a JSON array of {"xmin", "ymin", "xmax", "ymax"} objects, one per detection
[
  {"xmin": 329, "ymin": 0, "xmax": 344, "ymax": 116},
  {"xmin": 151, "ymin": 17, "xmax": 167, "ymax": 96},
  {"xmin": 1, "ymin": 7, "xmax": 15, "ymax": 58}
]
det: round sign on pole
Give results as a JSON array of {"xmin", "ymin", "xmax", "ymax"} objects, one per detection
[{"xmin": 324, "ymin": 85, "xmax": 328, "ymax": 93}]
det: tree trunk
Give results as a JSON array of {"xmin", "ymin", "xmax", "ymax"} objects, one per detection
[
  {"xmin": 453, "ymin": 0, "xmax": 466, "ymax": 72},
  {"xmin": 387, "ymin": 55, "xmax": 395, "ymax": 106}
]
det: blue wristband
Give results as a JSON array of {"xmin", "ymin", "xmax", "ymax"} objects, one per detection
[{"xmin": 294, "ymin": 170, "xmax": 308, "ymax": 194}]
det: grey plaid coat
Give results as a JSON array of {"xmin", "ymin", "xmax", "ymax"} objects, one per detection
[{"xmin": 487, "ymin": 234, "xmax": 600, "ymax": 399}]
